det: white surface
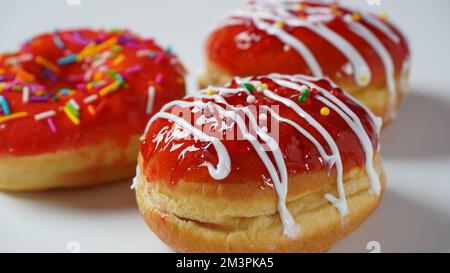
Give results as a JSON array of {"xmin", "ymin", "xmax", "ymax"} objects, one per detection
[{"xmin": 1, "ymin": 0, "xmax": 450, "ymax": 253}]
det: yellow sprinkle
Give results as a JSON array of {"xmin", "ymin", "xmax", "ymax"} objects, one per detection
[
  {"xmin": 86, "ymin": 82, "xmax": 94, "ymax": 90},
  {"xmin": 77, "ymin": 42, "xmax": 96, "ymax": 62},
  {"xmin": 360, "ymin": 75, "xmax": 369, "ymax": 85},
  {"xmin": 94, "ymin": 72, "xmax": 103, "ymax": 81},
  {"xmin": 276, "ymin": 20, "xmax": 285, "ymax": 29},
  {"xmin": 298, "ymin": 3, "xmax": 305, "ymax": 12},
  {"xmin": 206, "ymin": 90, "xmax": 215, "ymax": 96},
  {"xmin": 94, "ymin": 37, "xmax": 118, "ymax": 54},
  {"xmin": 352, "ymin": 12, "xmax": 362, "ymax": 21},
  {"xmin": 261, "ymin": 83, "xmax": 268, "ymax": 90},
  {"xmin": 63, "ymin": 106, "xmax": 80, "ymax": 125},
  {"xmin": 35, "ymin": 55, "xmax": 60, "ymax": 74},
  {"xmin": 99, "ymin": 81, "xmax": 121, "ymax": 96},
  {"xmin": 331, "ymin": 5, "xmax": 340, "ymax": 16},
  {"xmin": 0, "ymin": 112, "xmax": 28, "ymax": 124},
  {"xmin": 112, "ymin": 54, "xmax": 125, "ymax": 66},
  {"xmin": 87, "ymin": 105, "xmax": 96, "ymax": 116},
  {"xmin": 35, "ymin": 90, "xmax": 45, "ymax": 96},
  {"xmin": 0, "ymin": 83, "xmax": 6, "ymax": 92},
  {"xmin": 320, "ymin": 107, "xmax": 330, "ymax": 117},
  {"xmin": 379, "ymin": 11, "xmax": 389, "ymax": 21}
]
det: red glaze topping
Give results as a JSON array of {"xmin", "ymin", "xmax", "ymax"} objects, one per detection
[
  {"xmin": 0, "ymin": 29, "xmax": 186, "ymax": 156},
  {"xmin": 205, "ymin": 1, "xmax": 410, "ymax": 90},
  {"xmin": 141, "ymin": 74, "xmax": 380, "ymax": 187}
]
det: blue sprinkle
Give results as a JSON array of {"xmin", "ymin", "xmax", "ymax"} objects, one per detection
[
  {"xmin": 59, "ymin": 89, "xmax": 71, "ymax": 95},
  {"xmin": 43, "ymin": 69, "xmax": 57, "ymax": 82},
  {"xmin": 148, "ymin": 52, "xmax": 156, "ymax": 59},
  {"xmin": 53, "ymin": 35, "xmax": 65, "ymax": 49},
  {"xmin": 57, "ymin": 54, "xmax": 78, "ymax": 65},
  {"xmin": 0, "ymin": 95, "xmax": 11, "ymax": 115}
]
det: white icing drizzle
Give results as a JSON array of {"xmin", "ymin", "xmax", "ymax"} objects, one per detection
[
  {"xmin": 363, "ymin": 12, "xmax": 401, "ymax": 44},
  {"xmin": 131, "ymin": 165, "xmax": 141, "ymax": 190},
  {"xmin": 217, "ymin": 1, "xmax": 404, "ymax": 116},
  {"xmin": 345, "ymin": 15, "xmax": 397, "ymax": 119},
  {"xmin": 143, "ymin": 74, "xmax": 382, "ymax": 237},
  {"xmin": 143, "ymin": 111, "xmax": 231, "ymax": 181},
  {"xmin": 262, "ymin": 78, "xmax": 348, "ymax": 216}
]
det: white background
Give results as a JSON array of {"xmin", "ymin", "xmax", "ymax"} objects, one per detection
[{"xmin": 0, "ymin": 0, "xmax": 449, "ymax": 253}]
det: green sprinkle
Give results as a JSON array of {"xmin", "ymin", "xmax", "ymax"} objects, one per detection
[
  {"xmin": 12, "ymin": 85, "xmax": 23, "ymax": 91},
  {"xmin": 242, "ymin": 83, "xmax": 255, "ymax": 92},
  {"xmin": 302, "ymin": 89, "xmax": 311, "ymax": 96},
  {"xmin": 112, "ymin": 45, "xmax": 123, "ymax": 53},
  {"xmin": 298, "ymin": 95, "xmax": 308, "ymax": 103},
  {"xmin": 66, "ymin": 102, "xmax": 79, "ymax": 117}
]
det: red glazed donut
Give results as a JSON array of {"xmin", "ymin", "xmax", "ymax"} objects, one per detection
[
  {"xmin": 136, "ymin": 73, "xmax": 385, "ymax": 253},
  {"xmin": 199, "ymin": 0, "xmax": 411, "ymax": 122},
  {"xmin": 0, "ymin": 29, "xmax": 186, "ymax": 191}
]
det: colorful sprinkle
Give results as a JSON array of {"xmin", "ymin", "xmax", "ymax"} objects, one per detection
[
  {"xmin": 83, "ymin": 94, "xmax": 98, "ymax": 104},
  {"xmin": 112, "ymin": 54, "xmax": 125, "ymax": 66},
  {"xmin": 146, "ymin": 86, "xmax": 155, "ymax": 114},
  {"xmin": 22, "ymin": 86, "xmax": 30, "ymax": 103},
  {"xmin": 298, "ymin": 94, "xmax": 308, "ymax": 103},
  {"xmin": 242, "ymin": 83, "xmax": 255, "ymax": 92},
  {"xmin": 155, "ymin": 73, "xmax": 163, "ymax": 84},
  {"xmin": 47, "ymin": 118, "xmax": 57, "ymax": 133},
  {"xmin": 58, "ymin": 54, "xmax": 78, "ymax": 65},
  {"xmin": 95, "ymin": 37, "xmax": 118, "ymax": 54},
  {"xmin": 0, "ymin": 95, "xmax": 11, "ymax": 115},
  {"xmin": 0, "ymin": 111, "xmax": 28, "ymax": 124},
  {"xmin": 34, "ymin": 110, "xmax": 56, "ymax": 121},
  {"xmin": 99, "ymin": 81, "xmax": 121, "ymax": 96},
  {"xmin": 35, "ymin": 55, "xmax": 60, "ymax": 74},
  {"xmin": 320, "ymin": 107, "xmax": 331, "ymax": 116},
  {"xmin": 53, "ymin": 35, "xmax": 65, "ymax": 49},
  {"xmin": 352, "ymin": 12, "xmax": 362, "ymax": 21},
  {"xmin": 87, "ymin": 105, "xmax": 97, "ymax": 116},
  {"xmin": 63, "ymin": 106, "xmax": 80, "ymax": 125},
  {"xmin": 77, "ymin": 42, "xmax": 96, "ymax": 62},
  {"xmin": 206, "ymin": 90, "xmax": 215, "ymax": 96}
]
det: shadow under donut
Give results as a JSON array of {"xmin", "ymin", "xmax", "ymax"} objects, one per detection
[
  {"xmin": 332, "ymin": 189, "xmax": 450, "ymax": 253},
  {"xmin": 381, "ymin": 90, "xmax": 450, "ymax": 160},
  {"xmin": 4, "ymin": 180, "xmax": 137, "ymax": 211}
]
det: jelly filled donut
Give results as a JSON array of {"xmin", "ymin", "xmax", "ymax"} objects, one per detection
[
  {"xmin": 136, "ymin": 74, "xmax": 385, "ymax": 253},
  {"xmin": 0, "ymin": 29, "xmax": 186, "ymax": 191},
  {"xmin": 199, "ymin": 0, "xmax": 411, "ymax": 121}
]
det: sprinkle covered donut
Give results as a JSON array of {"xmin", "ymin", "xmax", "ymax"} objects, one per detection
[
  {"xmin": 136, "ymin": 74, "xmax": 385, "ymax": 253},
  {"xmin": 199, "ymin": 0, "xmax": 411, "ymax": 122},
  {"xmin": 0, "ymin": 29, "xmax": 186, "ymax": 191}
]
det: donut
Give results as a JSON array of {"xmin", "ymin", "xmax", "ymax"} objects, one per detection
[
  {"xmin": 136, "ymin": 73, "xmax": 385, "ymax": 253},
  {"xmin": 0, "ymin": 29, "xmax": 186, "ymax": 191},
  {"xmin": 199, "ymin": 0, "xmax": 411, "ymax": 122}
]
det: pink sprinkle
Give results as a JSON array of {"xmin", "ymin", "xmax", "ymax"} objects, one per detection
[
  {"xmin": 155, "ymin": 73, "xmax": 163, "ymax": 84},
  {"xmin": 47, "ymin": 118, "xmax": 57, "ymax": 133},
  {"xmin": 155, "ymin": 52, "xmax": 165, "ymax": 64},
  {"xmin": 124, "ymin": 65, "xmax": 142, "ymax": 76},
  {"xmin": 76, "ymin": 83, "xmax": 87, "ymax": 91}
]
